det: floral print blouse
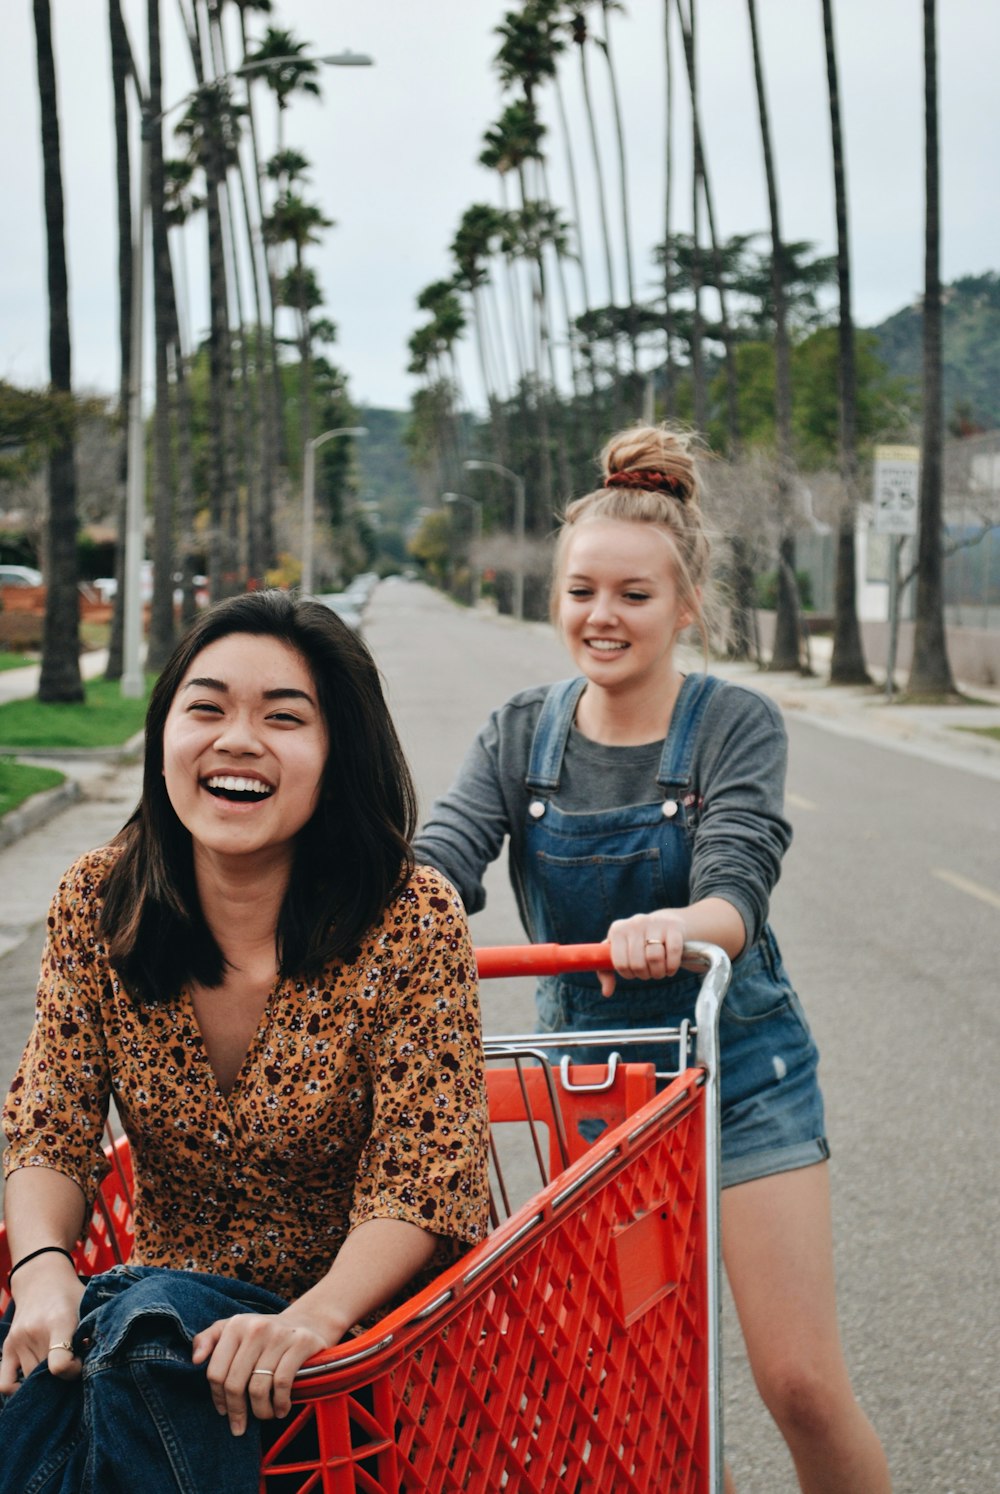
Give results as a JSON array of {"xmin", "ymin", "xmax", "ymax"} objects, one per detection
[{"xmin": 3, "ymin": 848, "xmax": 491, "ymax": 1303}]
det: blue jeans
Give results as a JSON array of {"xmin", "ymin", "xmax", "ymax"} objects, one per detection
[{"xmin": 0, "ymin": 1265, "xmax": 287, "ymax": 1494}]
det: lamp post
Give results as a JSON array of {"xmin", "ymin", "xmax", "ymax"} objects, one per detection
[
  {"xmin": 443, "ymin": 492, "xmax": 483, "ymax": 609},
  {"xmin": 301, "ymin": 427, "xmax": 369, "ymax": 595},
  {"xmin": 463, "ymin": 459, "xmax": 526, "ymax": 621},
  {"xmin": 120, "ymin": 49, "xmax": 374, "ymax": 696}
]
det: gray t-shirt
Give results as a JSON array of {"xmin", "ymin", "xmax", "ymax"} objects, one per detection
[{"xmin": 414, "ymin": 676, "xmax": 792, "ymax": 949}]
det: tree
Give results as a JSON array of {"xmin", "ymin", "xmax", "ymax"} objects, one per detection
[
  {"xmin": 104, "ymin": 0, "xmax": 132, "ymax": 681},
  {"xmin": 32, "ymin": 0, "xmax": 83, "ymax": 702},
  {"xmin": 147, "ymin": 0, "xmax": 176, "ymax": 671},
  {"xmin": 174, "ymin": 71, "xmax": 243, "ymax": 600},
  {"xmin": 908, "ymin": 0, "xmax": 956, "ymax": 694},
  {"xmin": 264, "ymin": 183, "xmax": 333, "ymax": 457},
  {"xmin": 746, "ymin": 0, "xmax": 803, "ymax": 672},
  {"xmin": 821, "ymin": 0, "xmax": 869, "ymax": 684},
  {"xmin": 568, "ymin": 3, "xmax": 623, "ymax": 410}
]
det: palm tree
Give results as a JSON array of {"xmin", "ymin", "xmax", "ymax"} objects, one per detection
[
  {"xmin": 147, "ymin": 0, "xmax": 177, "ymax": 671},
  {"xmin": 746, "ymin": 0, "xmax": 803, "ymax": 671},
  {"xmin": 568, "ymin": 3, "xmax": 622, "ymax": 411},
  {"xmin": 161, "ymin": 156, "xmax": 201, "ymax": 625},
  {"xmin": 681, "ymin": 0, "xmax": 707, "ymax": 429},
  {"xmin": 451, "ymin": 204, "xmax": 509, "ymax": 454},
  {"xmin": 908, "ymin": 0, "xmax": 956, "ymax": 694},
  {"xmin": 240, "ymin": 26, "xmax": 320, "ymax": 154},
  {"xmin": 675, "ymin": 0, "xmax": 740, "ymax": 453},
  {"xmin": 104, "ymin": 0, "xmax": 132, "ymax": 682},
  {"xmin": 661, "ymin": 0, "xmax": 678, "ymax": 417},
  {"xmin": 263, "ymin": 184, "xmax": 332, "ymax": 458},
  {"xmin": 596, "ymin": 1, "xmax": 639, "ymax": 372},
  {"xmin": 174, "ymin": 74, "xmax": 242, "ymax": 600},
  {"xmin": 33, "ymin": 0, "xmax": 83, "ymax": 702},
  {"xmin": 821, "ymin": 0, "xmax": 869, "ymax": 685},
  {"xmin": 244, "ymin": 24, "xmax": 323, "ymax": 482}
]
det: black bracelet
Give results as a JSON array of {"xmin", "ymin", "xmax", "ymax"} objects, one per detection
[{"xmin": 7, "ymin": 1244, "xmax": 77, "ymax": 1287}]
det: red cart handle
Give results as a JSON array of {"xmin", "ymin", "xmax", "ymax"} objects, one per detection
[{"xmin": 475, "ymin": 942, "xmax": 614, "ymax": 979}]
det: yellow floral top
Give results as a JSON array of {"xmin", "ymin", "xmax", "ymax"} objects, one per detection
[{"xmin": 3, "ymin": 848, "xmax": 490, "ymax": 1303}]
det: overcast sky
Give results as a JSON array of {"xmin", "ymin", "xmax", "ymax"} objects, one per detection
[{"xmin": 2, "ymin": 0, "xmax": 997, "ymax": 415}]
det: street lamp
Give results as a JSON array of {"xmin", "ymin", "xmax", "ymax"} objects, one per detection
[
  {"xmin": 443, "ymin": 492, "xmax": 483, "ymax": 610},
  {"xmin": 121, "ymin": 49, "xmax": 374, "ymax": 696},
  {"xmin": 301, "ymin": 427, "xmax": 369, "ymax": 595},
  {"xmin": 463, "ymin": 459, "xmax": 526, "ymax": 621}
]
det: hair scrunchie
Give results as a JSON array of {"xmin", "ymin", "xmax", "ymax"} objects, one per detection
[{"xmin": 604, "ymin": 468, "xmax": 687, "ymax": 501}]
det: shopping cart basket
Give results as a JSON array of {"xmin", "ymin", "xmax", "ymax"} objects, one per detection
[{"xmin": 0, "ymin": 940, "xmax": 731, "ymax": 1492}]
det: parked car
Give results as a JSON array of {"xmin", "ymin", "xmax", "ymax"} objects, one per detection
[
  {"xmin": 0, "ymin": 564, "xmax": 43, "ymax": 588},
  {"xmin": 317, "ymin": 592, "xmax": 363, "ymax": 632}
]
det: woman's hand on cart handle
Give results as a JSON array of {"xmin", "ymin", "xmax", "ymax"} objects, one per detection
[{"xmin": 601, "ymin": 913, "xmax": 687, "ymax": 994}]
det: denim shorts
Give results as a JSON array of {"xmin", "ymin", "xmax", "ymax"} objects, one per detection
[{"xmin": 537, "ymin": 926, "xmax": 829, "ymax": 1189}]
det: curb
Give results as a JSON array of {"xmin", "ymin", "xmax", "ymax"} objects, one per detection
[
  {"xmin": 0, "ymin": 729, "xmax": 145, "ymax": 764},
  {"xmin": 0, "ymin": 778, "xmax": 83, "ymax": 851}
]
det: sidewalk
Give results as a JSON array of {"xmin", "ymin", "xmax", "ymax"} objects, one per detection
[{"xmin": 709, "ymin": 634, "xmax": 1000, "ymax": 784}]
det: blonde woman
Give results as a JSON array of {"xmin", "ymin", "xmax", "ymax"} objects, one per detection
[{"xmin": 415, "ymin": 426, "xmax": 890, "ymax": 1492}]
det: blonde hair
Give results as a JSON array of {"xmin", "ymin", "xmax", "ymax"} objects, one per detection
[{"xmin": 550, "ymin": 424, "xmax": 712, "ymax": 652}]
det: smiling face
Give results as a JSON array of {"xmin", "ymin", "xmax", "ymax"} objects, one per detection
[
  {"xmin": 161, "ymin": 632, "xmax": 329, "ymax": 869},
  {"xmin": 557, "ymin": 518, "xmax": 694, "ymax": 696}
]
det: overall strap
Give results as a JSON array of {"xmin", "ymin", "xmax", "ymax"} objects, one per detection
[
  {"xmin": 525, "ymin": 678, "xmax": 588, "ymax": 792},
  {"xmin": 656, "ymin": 673, "xmax": 723, "ymax": 790}
]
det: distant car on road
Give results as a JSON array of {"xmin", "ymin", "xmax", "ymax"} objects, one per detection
[
  {"xmin": 317, "ymin": 592, "xmax": 364, "ymax": 632},
  {"xmin": 0, "ymin": 564, "xmax": 43, "ymax": 588}
]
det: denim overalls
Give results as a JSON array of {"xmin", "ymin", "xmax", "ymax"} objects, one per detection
[{"xmin": 521, "ymin": 673, "xmax": 828, "ymax": 1186}]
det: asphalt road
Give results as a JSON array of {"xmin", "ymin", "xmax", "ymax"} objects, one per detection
[
  {"xmin": 1, "ymin": 579, "xmax": 997, "ymax": 1492},
  {"xmin": 369, "ymin": 581, "xmax": 1000, "ymax": 1494}
]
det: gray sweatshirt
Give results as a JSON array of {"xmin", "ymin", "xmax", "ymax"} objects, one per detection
[{"xmin": 413, "ymin": 677, "xmax": 792, "ymax": 949}]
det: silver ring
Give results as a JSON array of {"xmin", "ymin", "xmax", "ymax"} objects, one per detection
[
  {"xmin": 644, "ymin": 937, "xmax": 665, "ymax": 946},
  {"xmin": 49, "ymin": 1339, "xmax": 74, "ymax": 1354},
  {"xmin": 250, "ymin": 1368, "xmax": 275, "ymax": 1377}
]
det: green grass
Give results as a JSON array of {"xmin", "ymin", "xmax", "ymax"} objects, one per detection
[
  {"xmin": 0, "ymin": 652, "xmax": 33, "ymax": 673},
  {"xmin": 0, "ymin": 674, "xmax": 154, "ymax": 749},
  {"xmin": 0, "ymin": 760, "xmax": 66, "ymax": 817},
  {"xmin": 955, "ymin": 724, "xmax": 1000, "ymax": 743}
]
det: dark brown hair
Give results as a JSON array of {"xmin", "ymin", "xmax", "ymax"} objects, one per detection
[{"xmin": 99, "ymin": 590, "xmax": 416, "ymax": 1003}]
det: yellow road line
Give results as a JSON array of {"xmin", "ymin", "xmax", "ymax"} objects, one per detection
[
  {"xmin": 786, "ymin": 791, "xmax": 817, "ymax": 812},
  {"xmin": 932, "ymin": 868, "xmax": 1000, "ymax": 912}
]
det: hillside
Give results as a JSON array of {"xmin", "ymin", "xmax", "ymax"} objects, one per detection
[
  {"xmin": 353, "ymin": 406, "xmax": 422, "ymax": 530},
  {"xmin": 869, "ymin": 272, "xmax": 1000, "ymax": 432}
]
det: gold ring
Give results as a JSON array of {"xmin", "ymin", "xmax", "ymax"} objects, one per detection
[
  {"xmin": 49, "ymin": 1339, "xmax": 74, "ymax": 1354},
  {"xmin": 250, "ymin": 1368, "xmax": 275, "ymax": 1377},
  {"xmin": 644, "ymin": 937, "xmax": 665, "ymax": 946}
]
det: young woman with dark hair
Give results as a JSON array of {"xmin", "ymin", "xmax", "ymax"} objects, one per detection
[{"xmin": 1, "ymin": 591, "xmax": 489, "ymax": 1492}]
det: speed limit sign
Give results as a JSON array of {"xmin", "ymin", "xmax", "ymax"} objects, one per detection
[{"xmin": 873, "ymin": 445, "xmax": 919, "ymax": 536}]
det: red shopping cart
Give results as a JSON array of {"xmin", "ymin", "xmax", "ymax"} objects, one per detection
[{"xmin": 0, "ymin": 940, "xmax": 731, "ymax": 1493}]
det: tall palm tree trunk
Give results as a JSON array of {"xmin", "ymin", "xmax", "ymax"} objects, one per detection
[
  {"xmin": 822, "ymin": 0, "xmax": 869, "ymax": 685},
  {"xmin": 105, "ymin": 0, "xmax": 132, "ymax": 681},
  {"xmin": 908, "ymin": 0, "xmax": 955, "ymax": 694},
  {"xmin": 147, "ymin": 0, "xmax": 176, "ymax": 670},
  {"xmin": 598, "ymin": 4, "xmax": 639, "ymax": 373},
  {"xmin": 676, "ymin": 0, "xmax": 740, "ymax": 451},
  {"xmin": 33, "ymin": 0, "xmax": 83, "ymax": 702},
  {"xmin": 575, "ymin": 28, "xmax": 622, "ymax": 419},
  {"xmin": 687, "ymin": 0, "xmax": 706, "ymax": 433},
  {"xmin": 747, "ymin": 0, "xmax": 802, "ymax": 671},
  {"xmin": 180, "ymin": 9, "xmax": 235, "ymax": 602},
  {"xmin": 661, "ymin": 0, "xmax": 677, "ymax": 418}
]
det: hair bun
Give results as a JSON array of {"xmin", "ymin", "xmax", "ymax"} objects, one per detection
[{"xmin": 600, "ymin": 424, "xmax": 696, "ymax": 504}]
